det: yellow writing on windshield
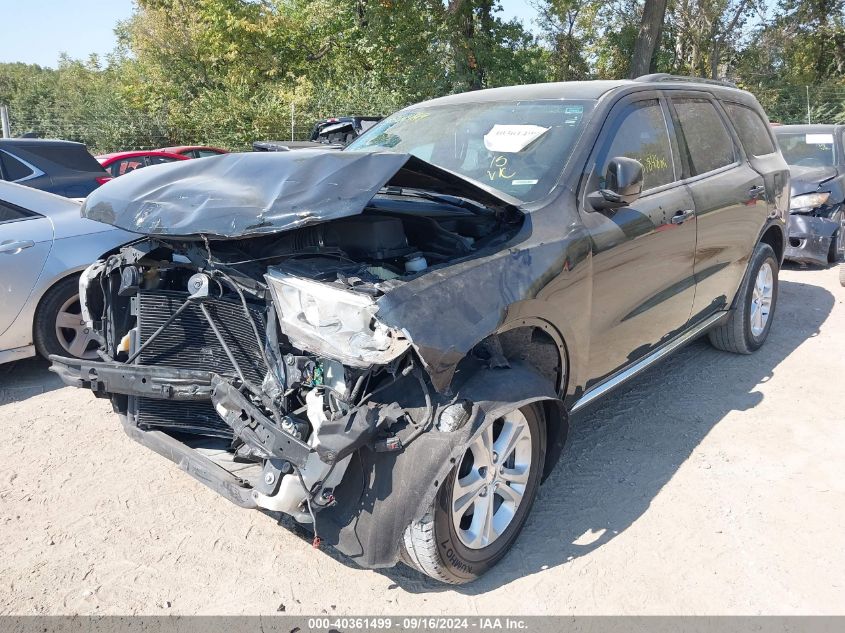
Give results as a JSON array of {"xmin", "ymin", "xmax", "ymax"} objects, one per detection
[{"xmin": 487, "ymin": 155, "xmax": 516, "ymax": 180}]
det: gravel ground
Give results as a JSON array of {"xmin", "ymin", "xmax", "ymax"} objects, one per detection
[{"xmin": 0, "ymin": 264, "xmax": 843, "ymax": 616}]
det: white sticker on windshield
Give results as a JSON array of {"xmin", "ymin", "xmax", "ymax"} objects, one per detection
[
  {"xmin": 484, "ymin": 124, "xmax": 549, "ymax": 153},
  {"xmin": 806, "ymin": 133, "xmax": 834, "ymax": 144}
]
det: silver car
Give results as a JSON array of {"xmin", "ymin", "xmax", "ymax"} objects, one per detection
[{"xmin": 0, "ymin": 181, "xmax": 135, "ymax": 365}]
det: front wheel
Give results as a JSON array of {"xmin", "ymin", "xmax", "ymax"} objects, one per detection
[
  {"xmin": 401, "ymin": 404, "xmax": 546, "ymax": 584},
  {"xmin": 708, "ymin": 242, "xmax": 779, "ymax": 354}
]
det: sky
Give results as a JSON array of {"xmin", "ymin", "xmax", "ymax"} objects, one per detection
[
  {"xmin": 0, "ymin": 0, "xmax": 541, "ymax": 68},
  {"xmin": 0, "ymin": 0, "xmax": 135, "ymax": 67}
]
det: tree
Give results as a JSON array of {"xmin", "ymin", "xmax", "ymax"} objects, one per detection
[
  {"xmin": 629, "ymin": 0, "xmax": 668, "ymax": 77},
  {"xmin": 536, "ymin": 0, "xmax": 594, "ymax": 81}
]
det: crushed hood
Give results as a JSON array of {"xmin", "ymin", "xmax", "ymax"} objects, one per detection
[
  {"xmin": 788, "ymin": 164, "xmax": 839, "ymax": 196},
  {"xmin": 81, "ymin": 150, "xmax": 517, "ymax": 239}
]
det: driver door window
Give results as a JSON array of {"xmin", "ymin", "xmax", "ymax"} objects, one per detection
[{"xmin": 600, "ymin": 100, "xmax": 676, "ymax": 191}]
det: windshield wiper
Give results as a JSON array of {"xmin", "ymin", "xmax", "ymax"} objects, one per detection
[{"xmin": 380, "ymin": 186, "xmax": 494, "ymax": 216}]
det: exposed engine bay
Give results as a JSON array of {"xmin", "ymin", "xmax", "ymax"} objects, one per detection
[{"xmin": 53, "ymin": 195, "xmax": 522, "ymax": 534}]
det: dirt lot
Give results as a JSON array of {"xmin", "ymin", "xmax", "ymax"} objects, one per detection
[{"xmin": 1, "ymin": 264, "xmax": 843, "ymax": 615}]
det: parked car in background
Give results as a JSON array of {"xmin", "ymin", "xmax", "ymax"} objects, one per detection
[
  {"xmin": 51, "ymin": 76, "xmax": 786, "ymax": 584},
  {"xmin": 157, "ymin": 145, "xmax": 228, "ymax": 159},
  {"xmin": 772, "ymin": 124, "xmax": 844, "ymax": 265},
  {"xmin": 0, "ymin": 182, "xmax": 135, "ymax": 365},
  {"xmin": 0, "ymin": 139, "xmax": 111, "ymax": 198},
  {"xmin": 252, "ymin": 116, "xmax": 382, "ymax": 152},
  {"xmin": 96, "ymin": 150, "xmax": 189, "ymax": 178},
  {"xmin": 252, "ymin": 140, "xmax": 344, "ymax": 151},
  {"xmin": 309, "ymin": 116, "xmax": 382, "ymax": 145}
]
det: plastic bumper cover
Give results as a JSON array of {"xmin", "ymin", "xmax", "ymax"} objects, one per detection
[{"xmin": 785, "ymin": 214, "xmax": 837, "ymax": 265}]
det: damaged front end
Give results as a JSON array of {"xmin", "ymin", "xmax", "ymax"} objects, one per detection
[
  {"xmin": 49, "ymin": 150, "xmax": 565, "ymax": 566},
  {"xmin": 784, "ymin": 169, "xmax": 843, "ymax": 265},
  {"xmin": 785, "ymin": 212, "xmax": 840, "ymax": 265}
]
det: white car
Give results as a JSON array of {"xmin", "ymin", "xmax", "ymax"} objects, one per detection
[{"xmin": 0, "ymin": 181, "xmax": 135, "ymax": 365}]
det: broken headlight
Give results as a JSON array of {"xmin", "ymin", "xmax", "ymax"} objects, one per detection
[
  {"xmin": 790, "ymin": 192, "xmax": 830, "ymax": 211},
  {"xmin": 265, "ymin": 270, "xmax": 409, "ymax": 367}
]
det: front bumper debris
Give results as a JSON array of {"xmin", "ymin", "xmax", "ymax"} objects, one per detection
[
  {"xmin": 210, "ymin": 375, "xmax": 312, "ymax": 468},
  {"xmin": 119, "ymin": 414, "xmax": 257, "ymax": 508},
  {"xmin": 49, "ymin": 355, "xmax": 214, "ymax": 400},
  {"xmin": 49, "ymin": 355, "xmax": 313, "ymax": 467},
  {"xmin": 784, "ymin": 214, "xmax": 837, "ymax": 265}
]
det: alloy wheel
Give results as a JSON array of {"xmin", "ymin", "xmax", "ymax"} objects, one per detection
[
  {"xmin": 451, "ymin": 409, "xmax": 533, "ymax": 549},
  {"xmin": 750, "ymin": 261, "xmax": 774, "ymax": 337},
  {"xmin": 54, "ymin": 295, "xmax": 100, "ymax": 359}
]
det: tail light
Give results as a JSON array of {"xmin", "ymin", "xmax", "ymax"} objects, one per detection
[{"xmin": 95, "ymin": 176, "xmax": 112, "ymax": 186}]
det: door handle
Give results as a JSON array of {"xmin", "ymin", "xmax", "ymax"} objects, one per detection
[
  {"xmin": 748, "ymin": 184, "xmax": 766, "ymax": 199},
  {"xmin": 0, "ymin": 240, "xmax": 35, "ymax": 254},
  {"xmin": 670, "ymin": 209, "xmax": 695, "ymax": 225}
]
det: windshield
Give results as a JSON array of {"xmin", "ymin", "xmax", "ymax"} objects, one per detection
[
  {"xmin": 347, "ymin": 99, "xmax": 596, "ymax": 201},
  {"xmin": 775, "ymin": 132, "xmax": 837, "ymax": 167}
]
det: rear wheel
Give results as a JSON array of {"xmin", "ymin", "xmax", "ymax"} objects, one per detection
[
  {"xmin": 33, "ymin": 276, "xmax": 101, "ymax": 360},
  {"xmin": 401, "ymin": 404, "xmax": 546, "ymax": 584},
  {"xmin": 708, "ymin": 242, "xmax": 778, "ymax": 354}
]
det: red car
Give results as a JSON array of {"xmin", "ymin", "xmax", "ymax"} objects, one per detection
[
  {"xmin": 96, "ymin": 151, "xmax": 189, "ymax": 178},
  {"xmin": 158, "ymin": 145, "xmax": 228, "ymax": 159}
]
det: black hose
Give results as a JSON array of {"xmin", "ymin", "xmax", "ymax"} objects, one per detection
[
  {"xmin": 399, "ymin": 368, "xmax": 435, "ymax": 447},
  {"xmin": 215, "ymin": 271, "xmax": 289, "ymax": 402}
]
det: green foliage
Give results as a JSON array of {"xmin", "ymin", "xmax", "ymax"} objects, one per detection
[{"xmin": 1, "ymin": 0, "xmax": 843, "ymax": 153}]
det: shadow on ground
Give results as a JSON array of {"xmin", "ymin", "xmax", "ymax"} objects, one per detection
[
  {"xmin": 3, "ymin": 279, "xmax": 834, "ymax": 594},
  {"xmin": 0, "ymin": 357, "xmax": 63, "ymax": 405},
  {"xmin": 358, "ymin": 278, "xmax": 835, "ymax": 593}
]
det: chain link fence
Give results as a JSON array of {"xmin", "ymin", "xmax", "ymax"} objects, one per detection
[{"xmin": 1, "ymin": 87, "xmax": 842, "ymax": 154}]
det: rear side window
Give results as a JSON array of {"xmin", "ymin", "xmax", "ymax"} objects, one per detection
[
  {"xmin": 723, "ymin": 103, "xmax": 775, "ymax": 156},
  {"xmin": 0, "ymin": 151, "xmax": 35, "ymax": 181},
  {"xmin": 602, "ymin": 100, "xmax": 676, "ymax": 190},
  {"xmin": 109, "ymin": 158, "xmax": 145, "ymax": 177},
  {"xmin": 23, "ymin": 144, "xmax": 105, "ymax": 172},
  {"xmin": 673, "ymin": 99, "xmax": 737, "ymax": 175},
  {"xmin": 148, "ymin": 155, "xmax": 180, "ymax": 165},
  {"xmin": 0, "ymin": 200, "xmax": 37, "ymax": 223}
]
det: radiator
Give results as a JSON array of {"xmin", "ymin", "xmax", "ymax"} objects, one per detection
[{"xmin": 134, "ymin": 290, "xmax": 267, "ymax": 437}]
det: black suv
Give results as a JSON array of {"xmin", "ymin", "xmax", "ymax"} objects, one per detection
[
  {"xmin": 0, "ymin": 139, "xmax": 110, "ymax": 198},
  {"xmin": 51, "ymin": 75, "xmax": 788, "ymax": 584}
]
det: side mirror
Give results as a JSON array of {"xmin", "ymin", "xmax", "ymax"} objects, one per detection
[{"xmin": 588, "ymin": 156, "xmax": 644, "ymax": 210}]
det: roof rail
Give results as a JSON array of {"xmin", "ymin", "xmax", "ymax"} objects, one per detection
[{"xmin": 633, "ymin": 73, "xmax": 737, "ymax": 88}]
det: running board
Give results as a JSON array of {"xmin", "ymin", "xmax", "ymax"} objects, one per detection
[{"xmin": 571, "ymin": 311, "xmax": 727, "ymax": 414}]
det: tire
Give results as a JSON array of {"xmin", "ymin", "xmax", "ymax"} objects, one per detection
[
  {"xmin": 33, "ymin": 276, "xmax": 100, "ymax": 360},
  {"xmin": 401, "ymin": 403, "xmax": 546, "ymax": 584},
  {"xmin": 708, "ymin": 242, "xmax": 778, "ymax": 354},
  {"xmin": 829, "ymin": 210, "xmax": 845, "ymax": 264}
]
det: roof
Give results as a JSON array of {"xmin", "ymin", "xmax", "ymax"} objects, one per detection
[
  {"xmin": 158, "ymin": 145, "xmax": 228, "ymax": 154},
  {"xmin": 406, "ymin": 77, "xmax": 752, "ymax": 109},
  {"xmin": 96, "ymin": 150, "xmax": 189, "ymax": 162},
  {"xmin": 772, "ymin": 124, "xmax": 842, "ymax": 133},
  {"xmin": 0, "ymin": 138, "xmax": 88, "ymax": 148},
  {"xmin": 417, "ymin": 81, "xmax": 634, "ymax": 107}
]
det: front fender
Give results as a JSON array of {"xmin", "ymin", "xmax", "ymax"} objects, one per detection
[{"xmin": 318, "ymin": 361, "xmax": 567, "ymax": 568}]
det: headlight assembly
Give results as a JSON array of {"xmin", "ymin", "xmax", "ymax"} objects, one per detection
[
  {"xmin": 265, "ymin": 270, "xmax": 410, "ymax": 367},
  {"xmin": 790, "ymin": 192, "xmax": 830, "ymax": 210}
]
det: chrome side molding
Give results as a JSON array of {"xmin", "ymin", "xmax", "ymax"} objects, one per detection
[{"xmin": 571, "ymin": 311, "xmax": 727, "ymax": 414}]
